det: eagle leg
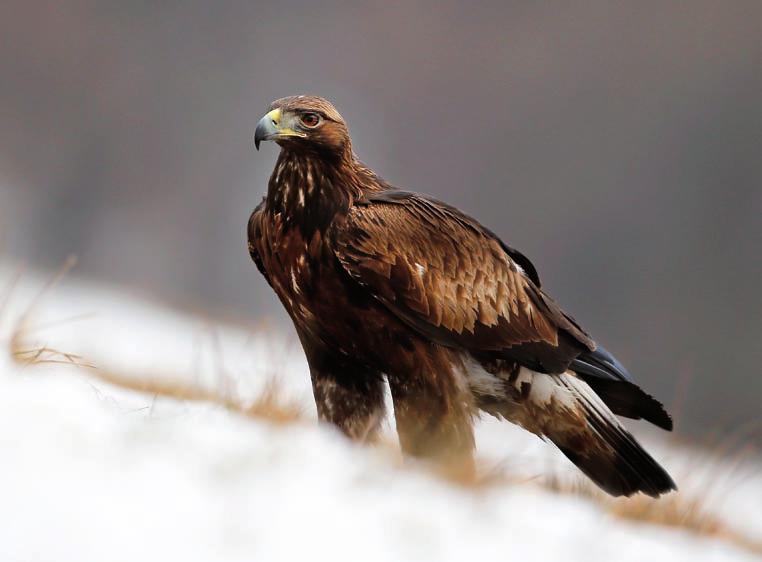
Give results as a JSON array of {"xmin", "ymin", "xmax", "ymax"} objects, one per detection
[
  {"xmin": 305, "ymin": 345, "xmax": 387, "ymax": 443},
  {"xmin": 387, "ymin": 345, "xmax": 476, "ymax": 475}
]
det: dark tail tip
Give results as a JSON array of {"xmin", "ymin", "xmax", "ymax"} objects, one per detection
[
  {"xmin": 552, "ymin": 375, "xmax": 677, "ymax": 497},
  {"xmin": 580, "ymin": 377, "xmax": 674, "ymax": 431},
  {"xmin": 558, "ymin": 413, "xmax": 676, "ymax": 497},
  {"xmin": 558, "ymin": 440, "xmax": 677, "ymax": 498}
]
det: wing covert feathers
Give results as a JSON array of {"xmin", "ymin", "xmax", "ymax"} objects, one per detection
[{"xmin": 333, "ymin": 192, "xmax": 593, "ymax": 359}]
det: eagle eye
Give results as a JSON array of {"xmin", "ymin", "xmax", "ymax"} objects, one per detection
[{"xmin": 300, "ymin": 112, "xmax": 321, "ymax": 128}]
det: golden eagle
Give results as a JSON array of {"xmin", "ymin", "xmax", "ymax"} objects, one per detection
[{"xmin": 249, "ymin": 95, "xmax": 675, "ymax": 497}]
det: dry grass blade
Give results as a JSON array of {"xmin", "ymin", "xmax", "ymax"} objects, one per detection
[
  {"xmin": 242, "ymin": 380, "xmax": 304, "ymax": 424},
  {"xmin": 9, "ymin": 256, "xmax": 77, "ymax": 358},
  {"xmin": 611, "ymin": 494, "xmax": 762, "ymax": 554},
  {"xmin": 13, "ymin": 346, "xmax": 95, "ymax": 368},
  {"xmin": 541, "ymin": 473, "xmax": 762, "ymax": 555},
  {"xmin": 81, "ymin": 367, "xmax": 304, "ymax": 425}
]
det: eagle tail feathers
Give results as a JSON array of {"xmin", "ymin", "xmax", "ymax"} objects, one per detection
[
  {"xmin": 548, "ymin": 374, "xmax": 676, "ymax": 497},
  {"xmin": 467, "ymin": 359, "xmax": 676, "ymax": 497}
]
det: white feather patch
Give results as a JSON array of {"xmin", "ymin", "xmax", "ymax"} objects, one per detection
[
  {"xmin": 461, "ymin": 356, "xmax": 577, "ymax": 410},
  {"xmin": 512, "ymin": 368, "xmax": 578, "ymax": 410},
  {"xmin": 460, "ymin": 355, "xmax": 505, "ymax": 398}
]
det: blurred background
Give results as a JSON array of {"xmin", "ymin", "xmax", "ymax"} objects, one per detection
[{"xmin": 0, "ymin": 0, "xmax": 759, "ymax": 441}]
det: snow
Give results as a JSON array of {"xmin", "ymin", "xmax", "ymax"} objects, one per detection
[{"xmin": 0, "ymin": 262, "xmax": 760, "ymax": 562}]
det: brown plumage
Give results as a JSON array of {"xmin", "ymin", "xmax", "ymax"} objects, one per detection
[{"xmin": 249, "ymin": 95, "xmax": 676, "ymax": 497}]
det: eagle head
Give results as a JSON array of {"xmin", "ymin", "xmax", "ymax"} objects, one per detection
[{"xmin": 254, "ymin": 95, "xmax": 350, "ymax": 155}]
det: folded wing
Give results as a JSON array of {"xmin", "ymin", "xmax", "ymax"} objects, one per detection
[{"xmin": 332, "ymin": 191, "xmax": 594, "ymax": 373}]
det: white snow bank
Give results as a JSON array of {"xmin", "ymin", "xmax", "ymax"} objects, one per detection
[{"xmin": 0, "ymin": 263, "xmax": 759, "ymax": 562}]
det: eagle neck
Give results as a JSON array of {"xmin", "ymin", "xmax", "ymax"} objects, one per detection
[{"xmin": 266, "ymin": 148, "xmax": 370, "ymax": 236}]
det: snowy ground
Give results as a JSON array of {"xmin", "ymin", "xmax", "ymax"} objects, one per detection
[{"xmin": 0, "ymin": 262, "xmax": 760, "ymax": 562}]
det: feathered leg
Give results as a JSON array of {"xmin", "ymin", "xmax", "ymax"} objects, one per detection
[
  {"xmin": 387, "ymin": 344, "xmax": 476, "ymax": 472},
  {"xmin": 305, "ymin": 344, "xmax": 387, "ymax": 443}
]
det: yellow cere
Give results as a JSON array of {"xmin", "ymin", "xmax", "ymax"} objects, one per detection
[{"xmin": 266, "ymin": 108, "xmax": 281, "ymax": 125}]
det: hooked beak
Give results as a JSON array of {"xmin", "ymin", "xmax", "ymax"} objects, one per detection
[{"xmin": 254, "ymin": 108, "xmax": 306, "ymax": 150}]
